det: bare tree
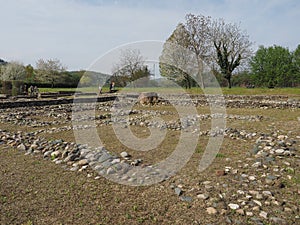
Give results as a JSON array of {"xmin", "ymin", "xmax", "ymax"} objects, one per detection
[
  {"xmin": 160, "ymin": 23, "xmax": 196, "ymax": 88},
  {"xmin": 160, "ymin": 14, "xmax": 212, "ymax": 88},
  {"xmin": 0, "ymin": 61, "xmax": 26, "ymax": 81},
  {"xmin": 184, "ymin": 14, "xmax": 213, "ymax": 88},
  {"xmin": 36, "ymin": 58, "xmax": 66, "ymax": 87},
  {"xmin": 112, "ymin": 49, "xmax": 150, "ymax": 87},
  {"xmin": 211, "ymin": 19, "xmax": 253, "ymax": 88},
  {"xmin": 160, "ymin": 13, "xmax": 253, "ymax": 89}
]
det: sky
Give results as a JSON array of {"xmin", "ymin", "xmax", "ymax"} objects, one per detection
[{"xmin": 0, "ymin": 0, "xmax": 299, "ymax": 70}]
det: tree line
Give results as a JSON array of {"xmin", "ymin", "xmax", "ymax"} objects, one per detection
[
  {"xmin": 0, "ymin": 58, "xmax": 84, "ymax": 89},
  {"xmin": 1, "ymin": 13, "xmax": 300, "ymax": 92},
  {"xmin": 159, "ymin": 14, "xmax": 300, "ymax": 88}
]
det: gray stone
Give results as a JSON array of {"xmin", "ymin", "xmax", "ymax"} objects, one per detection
[
  {"xmin": 111, "ymin": 158, "xmax": 121, "ymax": 164},
  {"xmin": 51, "ymin": 150, "xmax": 61, "ymax": 158},
  {"xmin": 246, "ymin": 211, "xmax": 253, "ymax": 216},
  {"xmin": 206, "ymin": 207, "xmax": 217, "ymax": 215},
  {"xmin": 266, "ymin": 175, "xmax": 277, "ymax": 181},
  {"xmin": 259, "ymin": 211, "xmax": 268, "ymax": 219},
  {"xmin": 70, "ymin": 166, "xmax": 79, "ymax": 171},
  {"xmin": 253, "ymin": 200, "xmax": 262, "ymax": 207},
  {"xmin": 52, "ymin": 139, "xmax": 63, "ymax": 145},
  {"xmin": 64, "ymin": 153, "xmax": 78, "ymax": 162},
  {"xmin": 265, "ymin": 156, "xmax": 275, "ymax": 163},
  {"xmin": 138, "ymin": 92, "xmax": 159, "ymax": 105},
  {"xmin": 228, "ymin": 203, "xmax": 239, "ymax": 210},
  {"xmin": 269, "ymin": 217, "xmax": 287, "ymax": 225},
  {"xmin": 17, "ymin": 143, "xmax": 26, "ymax": 151},
  {"xmin": 277, "ymin": 135, "xmax": 286, "ymax": 140},
  {"xmin": 106, "ymin": 167, "xmax": 115, "ymax": 175},
  {"xmin": 275, "ymin": 149, "xmax": 285, "ymax": 155},
  {"xmin": 55, "ymin": 160, "xmax": 63, "ymax": 164},
  {"xmin": 250, "ymin": 217, "xmax": 264, "ymax": 225},
  {"xmin": 120, "ymin": 151, "xmax": 130, "ymax": 158},
  {"xmin": 101, "ymin": 160, "xmax": 112, "ymax": 168},
  {"xmin": 113, "ymin": 163, "xmax": 123, "ymax": 171},
  {"xmin": 262, "ymin": 191, "xmax": 272, "ymax": 197},
  {"xmin": 43, "ymin": 150, "xmax": 52, "ymax": 158},
  {"xmin": 180, "ymin": 196, "xmax": 193, "ymax": 202},
  {"xmin": 30, "ymin": 143, "xmax": 38, "ymax": 150},
  {"xmin": 236, "ymin": 209, "xmax": 245, "ymax": 215},
  {"xmin": 256, "ymin": 194, "xmax": 263, "ymax": 200},
  {"xmin": 98, "ymin": 152, "xmax": 112, "ymax": 163},
  {"xmin": 252, "ymin": 162, "xmax": 262, "ymax": 168},
  {"xmin": 251, "ymin": 145, "xmax": 260, "ymax": 154},
  {"xmin": 77, "ymin": 159, "xmax": 88, "ymax": 166},
  {"xmin": 197, "ymin": 193, "xmax": 209, "ymax": 200},
  {"xmin": 131, "ymin": 159, "xmax": 142, "ymax": 166},
  {"xmin": 174, "ymin": 187, "xmax": 182, "ymax": 196}
]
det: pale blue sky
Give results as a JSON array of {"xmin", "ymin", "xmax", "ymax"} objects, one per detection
[{"xmin": 0, "ymin": 0, "xmax": 299, "ymax": 70}]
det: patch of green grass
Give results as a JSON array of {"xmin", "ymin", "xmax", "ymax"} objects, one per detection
[
  {"xmin": 22, "ymin": 220, "xmax": 33, "ymax": 225},
  {"xmin": 32, "ymin": 160, "xmax": 41, "ymax": 165},
  {"xmin": 97, "ymin": 205, "xmax": 103, "ymax": 211},
  {"xmin": 216, "ymin": 153, "xmax": 226, "ymax": 158},
  {"xmin": 0, "ymin": 195, "xmax": 7, "ymax": 203},
  {"xmin": 40, "ymin": 86, "xmax": 300, "ymax": 96},
  {"xmin": 132, "ymin": 205, "xmax": 138, "ymax": 211},
  {"xmin": 285, "ymin": 167, "xmax": 295, "ymax": 174},
  {"xmin": 50, "ymin": 154, "xmax": 56, "ymax": 160},
  {"xmin": 39, "ymin": 86, "xmax": 110, "ymax": 93},
  {"xmin": 291, "ymin": 174, "xmax": 300, "ymax": 184},
  {"xmin": 195, "ymin": 147, "xmax": 203, "ymax": 153},
  {"xmin": 221, "ymin": 87, "xmax": 300, "ymax": 96},
  {"xmin": 137, "ymin": 217, "xmax": 146, "ymax": 223}
]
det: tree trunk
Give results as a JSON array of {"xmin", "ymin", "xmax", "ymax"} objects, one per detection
[
  {"xmin": 187, "ymin": 77, "xmax": 191, "ymax": 89},
  {"xmin": 197, "ymin": 58, "xmax": 205, "ymax": 89},
  {"xmin": 228, "ymin": 76, "xmax": 231, "ymax": 89}
]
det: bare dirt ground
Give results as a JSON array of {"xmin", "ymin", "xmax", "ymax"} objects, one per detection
[{"xmin": 0, "ymin": 98, "xmax": 299, "ymax": 225}]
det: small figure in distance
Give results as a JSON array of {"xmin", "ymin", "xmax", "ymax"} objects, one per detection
[
  {"xmin": 33, "ymin": 86, "xmax": 39, "ymax": 97},
  {"xmin": 109, "ymin": 81, "xmax": 113, "ymax": 93},
  {"xmin": 29, "ymin": 85, "xmax": 34, "ymax": 96},
  {"xmin": 24, "ymin": 84, "xmax": 28, "ymax": 95},
  {"xmin": 112, "ymin": 81, "xmax": 115, "ymax": 91},
  {"xmin": 98, "ymin": 84, "xmax": 102, "ymax": 95}
]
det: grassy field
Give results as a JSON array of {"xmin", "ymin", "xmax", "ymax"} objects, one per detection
[
  {"xmin": 0, "ymin": 101, "xmax": 299, "ymax": 224},
  {"xmin": 40, "ymin": 86, "xmax": 300, "ymax": 96}
]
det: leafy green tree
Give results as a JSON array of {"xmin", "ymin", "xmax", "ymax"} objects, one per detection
[
  {"xmin": 294, "ymin": 44, "xmax": 300, "ymax": 69},
  {"xmin": 231, "ymin": 71, "xmax": 253, "ymax": 87},
  {"xmin": 62, "ymin": 70, "xmax": 84, "ymax": 87},
  {"xmin": 292, "ymin": 44, "xmax": 300, "ymax": 86},
  {"xmin": 250, "ymin": 45, "xmax": 296, "ymax": 87},
  {"xmin": 25, "ymin": 64, "xmax": 35, "ymax": 82},
  {"xmin": 0, "ymin": 59, "xmax": 7, "ymax": 78}
]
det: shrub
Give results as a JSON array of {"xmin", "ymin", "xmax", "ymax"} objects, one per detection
[
  {"xmin": 1, "ymin": 81, "xmax": 12, "ymax": 95},
  {"xmin": 12, "ymin": 80, "xmax": 24, "ymax": 96}
]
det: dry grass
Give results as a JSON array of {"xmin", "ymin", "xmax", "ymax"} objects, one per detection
[{"xmin": 0, "ymin": 103, "xmax": 299, "ymax": 224}]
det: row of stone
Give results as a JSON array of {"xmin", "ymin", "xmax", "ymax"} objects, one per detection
[
  {"xmin": 0, "ymin": 129, "xmax": 168, "ymax": 186},
  {"xmin": 170, "ymin": 133, "xmax": 299, "ymax": 224}
]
